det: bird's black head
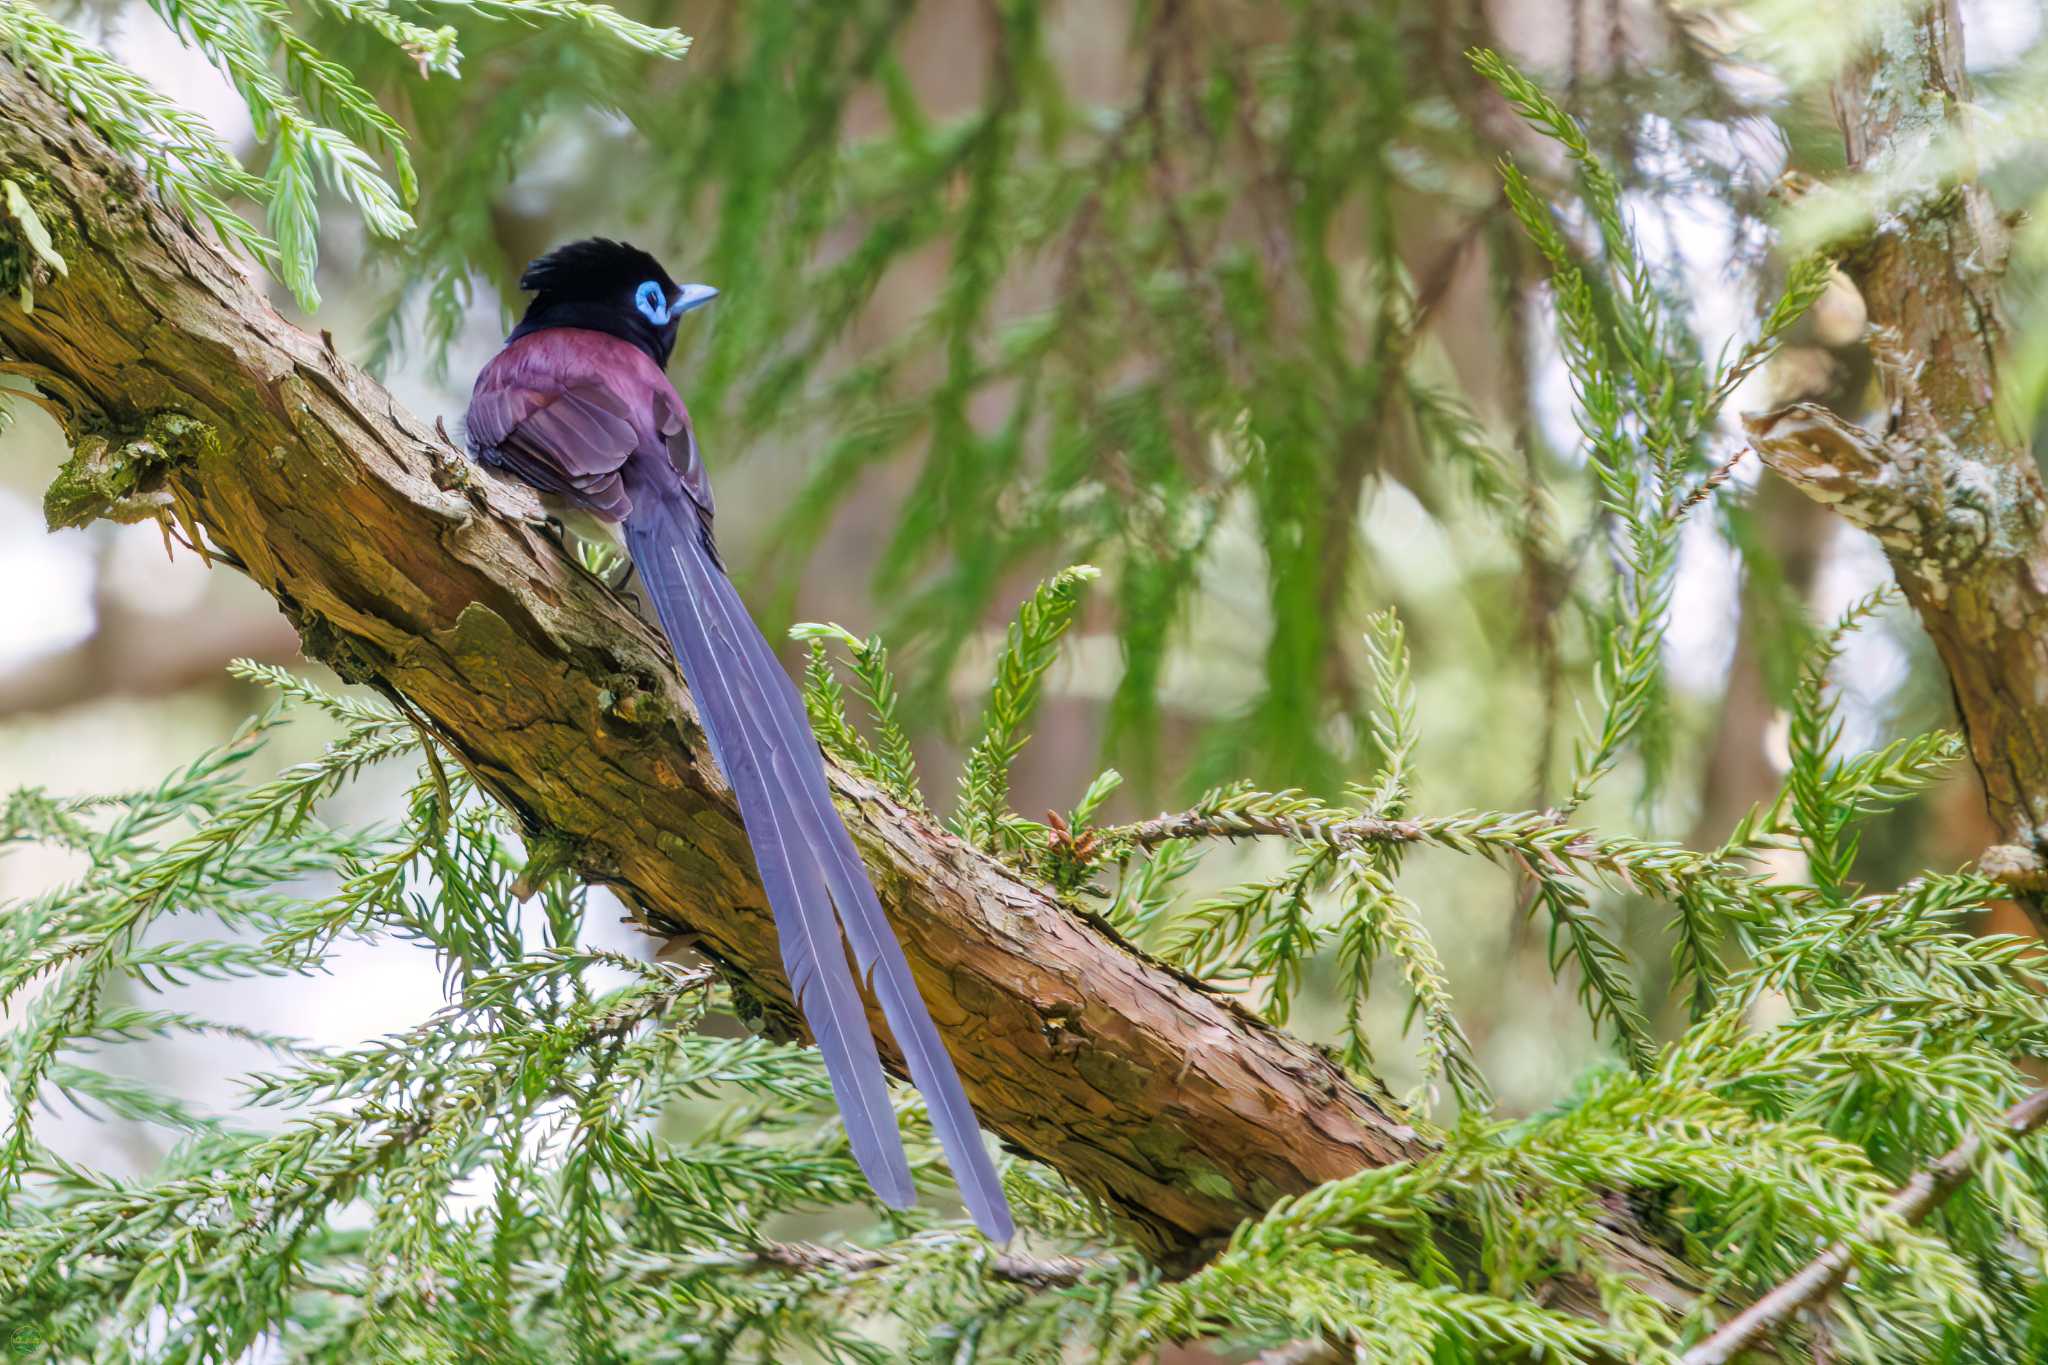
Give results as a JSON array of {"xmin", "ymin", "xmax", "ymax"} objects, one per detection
[{"xmin": 507, "ymin": 238, "xmax": 718, "ymax": 367}]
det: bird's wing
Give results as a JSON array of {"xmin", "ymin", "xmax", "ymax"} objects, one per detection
[
  {"xmin": 654, "ymin": 390, "xmax": 717, "ymax": 526},
  {"xmin": 467, "ymin": 371, "xmax": 641, "ymax": 522}
]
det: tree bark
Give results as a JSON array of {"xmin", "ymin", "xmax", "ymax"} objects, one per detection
[
  {"xmin": 0, "ymin": 56, "xmax": 1718, "ymax": 1316},
  {"xmin": 0, "ymin": 56, "xmax": 1426, "ymax": 1270},
  {"xmin": 1746, "ymin": 0, "xmax": 2048, "ymax": 917}
]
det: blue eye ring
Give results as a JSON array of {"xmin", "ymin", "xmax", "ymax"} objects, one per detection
[{"xmin": 634, "ymin": 279, "xmax": 670, "ymax": 325}]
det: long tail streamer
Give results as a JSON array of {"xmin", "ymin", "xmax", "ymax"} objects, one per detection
[{"xmin": 625, "ymin": 490, "xmax": 1013, "ymax": 1242}]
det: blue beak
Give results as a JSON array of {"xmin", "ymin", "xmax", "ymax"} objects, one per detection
[{"xmin": 672, "ymin": 283, "xmax": 719, "ymax": 316}]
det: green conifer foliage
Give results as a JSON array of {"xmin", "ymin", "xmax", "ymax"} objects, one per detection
[{"xmin": 9, "ymin": 6, "xmax": 2048, "ymax": 1361}]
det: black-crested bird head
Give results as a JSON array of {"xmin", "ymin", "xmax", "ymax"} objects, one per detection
[{"xmin": 508, "ymin": 238, "xmax": 717, "ymax": 367}]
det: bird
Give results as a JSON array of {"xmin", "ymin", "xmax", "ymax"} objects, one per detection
[{"xmin": 464, "ymin": 238, "xmax": 1013, "ymax": 1242}]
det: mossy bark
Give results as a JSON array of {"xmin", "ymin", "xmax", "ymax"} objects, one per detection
[{"xmin": 1750, "ymin": 0, "xmax": 2048, "ymax": 921}]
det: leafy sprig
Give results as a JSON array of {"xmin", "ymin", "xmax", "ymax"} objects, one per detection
[{"xmin": 0, "ymin": 0, "xmax": 689, "ymax": 306}]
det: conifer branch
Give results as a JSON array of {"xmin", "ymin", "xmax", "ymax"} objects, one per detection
[
  {"xmin": 1112, "ymin": 795, "xmax": 1766, "ymax": 914},
  {"xmin": 748, "ymin": 1238, "xmax": 1098, "ymax": 1289},
  {"xmin": 0, "ymin": 54, "xmax": 1439, "ymax": 1271},
  {"xmin": 955, "ymin": 564, "xmax": 1100, "ymax": 850},
  {"xmin": 1681, "ymin": 1087, "xmax": 2048, "ymax": 1365}
]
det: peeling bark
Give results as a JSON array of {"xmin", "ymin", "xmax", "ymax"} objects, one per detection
[{"xmin": 1749, "ymin": 0, "xmax": 2048, "ymax": 922}]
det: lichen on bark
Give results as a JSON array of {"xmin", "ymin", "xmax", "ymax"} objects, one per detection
[
  {"xmin": 42, "ymin": 412, "xmax": 216, "ymax": 529},
  {"xmin": 1754, "ymin": 0, "xmax": 2048, "ymax": 919}
]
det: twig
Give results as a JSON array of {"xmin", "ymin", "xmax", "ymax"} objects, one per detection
[
  {"xmin": 1681, "ymin": 1087, "xmax": 2048, "ymax": 1365},
  {"xmin": 1672, "ymin": 447, "xmax": 1750, "ymax": 523},
  {"xmin": 1255, "ymin": 1341, "xmax": 1342, "ymax": 1365},
  {"xmin": 385, "ymin": 689, "xmax": 456, "ymax": 840},
  {"xmin": 1116, "ymin": 805, "xmax": 1423, "ymax": 852},
  {"xmin": 752, "ymin": 1238, "xmax": 1097, "ymax": 1290},
  {"xmin": 1107, "ymin": 800, "xmax": 1750, "ymax": 910}
]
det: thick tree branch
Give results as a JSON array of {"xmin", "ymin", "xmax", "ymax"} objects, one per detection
[
  {"xmin": 0, "ymin": 56, "xmax": 1428, "ymax": 1269},
  {"xmin": 1749, "ymin": 0, "xmax": 2048, "ymax": 924},
  {"xmin": 0, "ymin": 58, "xmax": 1712, "ymax": 1313}
]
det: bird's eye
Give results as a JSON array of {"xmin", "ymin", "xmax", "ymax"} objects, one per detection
[{"xmin": 634, "ymin": 280, "xmax": 670, "ymax": 325}]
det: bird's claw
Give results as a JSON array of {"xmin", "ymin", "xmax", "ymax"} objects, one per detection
[
  {"xmin": 527, "ymin": 514, "xmax": 569, "ymax": 550},
  {"xmin": 528, "ymin": 514, "xmax": 640, "ymax": 606},
  {"xmin": 608, "ymin": 558, "xmax": 643, "ymax": 611}
]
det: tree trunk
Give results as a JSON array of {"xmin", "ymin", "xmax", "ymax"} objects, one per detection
[{"xmin": 1747, "ymin": 0, "xmax": 2048, "ymax": 919}]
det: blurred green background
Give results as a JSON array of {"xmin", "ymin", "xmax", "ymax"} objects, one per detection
[{"xmin": 4, "ymin": 0, "xmax": 2042, "ymax": 1200}]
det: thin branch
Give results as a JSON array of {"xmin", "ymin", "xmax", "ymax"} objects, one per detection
[
  {"xmin": 1109, "ymin": 799, "xmax": 1751, "ymax": 908},
  {"xmin": 751, "ymin": 1238, "xmax": 1099, "ymax": 1290},
  {"xmin": 1681, "ymin": 1087, "xmax": 2048, "ymax": 1365},
  {"xmin": 1672, "ymin": 447, "xmax": 1749, "ymax": 524},
  {"xmin": 1117, "ymin": 804, "xmax": 1422, "ymax": 852}
]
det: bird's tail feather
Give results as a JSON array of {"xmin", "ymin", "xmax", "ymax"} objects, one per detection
[{"xmin": 624, "ymin": 493, "xmax": 1013, "ymax": 1242}]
